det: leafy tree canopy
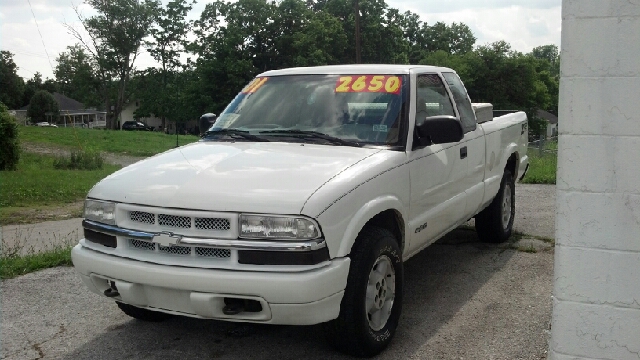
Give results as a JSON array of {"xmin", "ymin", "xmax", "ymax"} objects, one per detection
[
  {"xmin": 0, "ymin": 51, "xmax": 25, "ymax": 110},
  {"xmin": 27, "ymin": 90, "xmax": 59, "ymax": 124},
  {"xmin": 8, "ymin": 0, "xmax": 559, "ymax": 138}
]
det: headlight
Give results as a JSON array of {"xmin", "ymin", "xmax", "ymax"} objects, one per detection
[
  {"xmin": 84, "ymin": 199, "xmax": 116, "ymax": 225},
  {"xmin": 240, "ymin": 214, "xmax": 321, "ymax": 239}
]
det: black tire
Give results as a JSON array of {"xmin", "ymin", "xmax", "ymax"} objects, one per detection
[
  {"xmin": 324, "ymin": 226, "xmax": 403, "ymax": 357},
  {"xmin": 116, "ymin": 302, "xmax": 172, "ymax": 322},
  {"xmin": 475, "ymin": 170, "xmax": 515, "ymax": 243}
]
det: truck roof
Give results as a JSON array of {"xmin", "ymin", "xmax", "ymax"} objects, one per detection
[{"xmin": 259, "ymin": 64, "xmax": 455, "ymax": 77}]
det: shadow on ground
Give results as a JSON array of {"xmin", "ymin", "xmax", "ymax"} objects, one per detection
[{"xmin": 58, "ymin": 227, "xmax": 551, "ymax": 360}]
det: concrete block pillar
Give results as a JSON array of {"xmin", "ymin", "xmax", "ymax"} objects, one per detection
[{"xmin": 550, "ymin": 1, "xmax": 640, "ymax": 359}]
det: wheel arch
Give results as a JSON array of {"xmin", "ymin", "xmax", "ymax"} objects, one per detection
[
  {"xmin": 332, "ymin": 196, "xmax": 406, "ymax": 258},
  {"xmin": 505, "ymin": 151, "xmax": 518, "ymax": 176}
]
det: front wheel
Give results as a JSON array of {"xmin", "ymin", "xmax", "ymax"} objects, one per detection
[
  {"xmin": 325, "ymin": 226, "xmax": 403, "ymax": 357},
  {"xmin": 475, "ymin": 170, "xmax": 515, "ymax": 243}
]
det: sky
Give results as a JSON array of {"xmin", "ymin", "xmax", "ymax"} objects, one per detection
[{"xmin": 0, "ymin": 0, "xmax": 562, "ymax": 80}]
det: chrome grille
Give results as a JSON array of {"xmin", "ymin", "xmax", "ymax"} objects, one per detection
[
  {"xmin": 196, "ymin": 247, "xmax": 231, "ymax": 258},
  {"xmin": 195, "ymin": 217, "xmax": 231, "ymax": 231},
  {"xmin": 130, "ymin": 211, "xmax": 155, "ymax": 224},
  {"xmin": 127, "ymin": 239, "xmax": 230, "ymax": 259},
  {"xmin": 130, "ymin": 239, "xmax": 155, "ymax": 251},
  {"xmin": 159, "ymin": 245, "xmax": 191, "ymax": 256},
  {"xmin": 158, "ymin": 214, "xmax": 191, "ymax": 228}
]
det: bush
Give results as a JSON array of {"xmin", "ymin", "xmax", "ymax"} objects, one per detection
[
  {"xmin": 0, "ymin": 102, "xmax": 20, "ymax": 171},
  {"xmin": 53, "ymin": 149, "xmax": 104, "ymax": 170}
]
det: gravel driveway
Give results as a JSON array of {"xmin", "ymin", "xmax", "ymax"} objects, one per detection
[{"xmin": 1, "ymin": 184, "xmax": 556, "ymax": 359}]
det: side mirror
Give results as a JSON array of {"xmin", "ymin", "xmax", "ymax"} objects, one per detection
[
  {"xmin": 199, "ymin": 113, "xmax": 218, "ymax": 135},
  {"xmin": 415, "ymin": 115, "xmax": 464, "ymax": 146}
]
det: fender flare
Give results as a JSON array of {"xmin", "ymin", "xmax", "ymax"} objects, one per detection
[
  {"xmin": 502, "ymin": 143, "xmax": 520, "ymax": 173},
  {"xmin": 334, "ymin": 195, "xmax": 407, "ymax": 258}
]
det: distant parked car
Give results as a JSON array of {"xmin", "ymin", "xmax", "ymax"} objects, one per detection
[
  {"xmin": 36, "ymin": 122, "xmax": 58, "ymax": 127},
  {"xmin": 122, "ymin": 121, "xmax": 154, "ymax": 131}
]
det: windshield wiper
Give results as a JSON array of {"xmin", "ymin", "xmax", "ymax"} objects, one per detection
[
  {"xmin": 259, "ymin": 129, "xmax": 361, "ymax": 147},
  {"xmin": 202, "ymin": 129, "xmax": 270, "ymax": 142}
]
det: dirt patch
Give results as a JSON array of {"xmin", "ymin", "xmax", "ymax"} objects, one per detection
[
  {"xmin": 20, "ymin": 142, "xmax": 146, "ymax": 167},
  {"xmin": 0, "ymin": 201, "xmax": 84, "ymax": 226},
  {"xmin": 2, "ymin": 143, "xmax": 146, "ymax": 226}
]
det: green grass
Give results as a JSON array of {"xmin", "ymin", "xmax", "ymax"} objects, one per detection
[
  {"xmin": 522, "ymin": 151, "xmax": 557, "ymax": 184},
  {"xmin": 19, "ymin": 126, "xmax": 200, "ymax": 157},
  {"xmin": 0, "ymin": 152, "xmax": 121, "ymax": 209},
  {"xmin": 0, "ymin": 245, "xmax": 72, "ymax": 279}
]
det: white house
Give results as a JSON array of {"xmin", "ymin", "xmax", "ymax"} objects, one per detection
[
  {"xmin": 119, "ymin": 101, "xmax": 198, "ymax": 134},
  {"xmin": 536, "ymin": 110, "xmax": 558, "ymax": 138},
  {"xmin": 119, "ymin": 101, "xmax": 163, "ymax": 130},
  {"xmin": 13, "ymin": 92, "xmax": 106, "ymax": 128}
]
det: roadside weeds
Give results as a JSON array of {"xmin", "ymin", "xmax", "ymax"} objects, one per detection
[
  {"xmin": 1, "ymin": 229, "xmax": 76, "ymax": 279},
  {"xmin": 506, "ymin": 231, "xmax": 555, "ymax": 254}
]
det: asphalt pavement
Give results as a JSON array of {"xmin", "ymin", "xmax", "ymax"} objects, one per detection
[{"xmin": 1, "ymin": 184, "xmax": 556, "ymax": 359}]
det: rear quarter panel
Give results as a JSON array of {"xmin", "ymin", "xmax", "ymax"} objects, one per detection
[{"xmin": 479, "ymin": 112, "xmax": 528, "ymax": 208}]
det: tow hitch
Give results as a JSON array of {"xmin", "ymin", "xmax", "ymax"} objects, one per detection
[{"xmin": 103, "ymin": 281, "xmax": 120, "ymax": 298}]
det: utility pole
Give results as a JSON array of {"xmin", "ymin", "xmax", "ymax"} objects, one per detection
[{"xmin": 354, "ymin": 0, "xmax": 361, "ymax": 63}]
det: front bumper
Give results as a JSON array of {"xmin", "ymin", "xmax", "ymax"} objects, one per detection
[{"xmin": 72, "ymin": 245, "xmax": 350, "ymax": 325}]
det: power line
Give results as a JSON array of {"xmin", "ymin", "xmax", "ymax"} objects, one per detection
[
  {"xmin": 26, "ymin": 0, "xmax": 55, "ymax": 73},
  {"xmin": 17, "ymin": 66, "xmax": 37, "ymax": 76},
  {"xmin": 1, "ymin": 48, "xmax": 50, "ymax": 59}
]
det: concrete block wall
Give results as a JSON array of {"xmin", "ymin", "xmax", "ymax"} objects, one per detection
[{"xmin": 550, "ymin": 1, "xmax": 640, "ymax": 359}]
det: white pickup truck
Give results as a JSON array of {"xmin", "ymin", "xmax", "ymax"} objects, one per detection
[{"xmin": 72, "ymin": 65, "xmax": 528, "ymax": 356}]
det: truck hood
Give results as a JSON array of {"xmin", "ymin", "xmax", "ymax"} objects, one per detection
[{"xmin": 89, "ymin": 141, "xmax": 381, "ymax": 214}]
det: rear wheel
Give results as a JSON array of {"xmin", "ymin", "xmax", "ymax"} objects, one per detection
[
  {"xmin": 325, "ymin": 226, "xmax": 403, "ymax": 357},
  {"xmin": 116, "ymin": 302, "xmax": 172, "ymax": 322},
  {"xmin": 475, "ymin": 170, "xmax": 515, "ymax": 243}
]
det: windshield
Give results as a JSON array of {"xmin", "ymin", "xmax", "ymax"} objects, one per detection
[{"xmin": 209, "ymin": 74, "xmax": 408, "ymax": 147}]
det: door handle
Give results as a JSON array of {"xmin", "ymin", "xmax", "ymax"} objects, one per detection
[{"xmin": 460, "ymin": 146, "xmax": 467, "ymax": 159}]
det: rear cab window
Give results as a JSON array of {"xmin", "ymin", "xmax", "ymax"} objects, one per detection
[
  {"xmin": 442, "ymin": 72, "xmax": 477, "ymax": 133},
  {"xmin": 415, "ymin": 73, "xmax": 456, "ymax": 125}
]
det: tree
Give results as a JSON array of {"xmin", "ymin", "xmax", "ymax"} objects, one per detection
[
  {"xmin": 161, "ymin": 0, "xmax": 559, "ymax": 126},
  {"xmin": 0, "ymin": 102, "xmax": 20, "ymax": 171},
  {"xmin": 189, "ymin": 0, "xmax": 269, "ymax": 114},
  {"xmin": 448, "ymin": 23, "xmax": 476, "ymax": 54},
  {"xmin": 145, "ymin": 0, "xmax": 194, "ymax": 129},
  {"xmin": 531, "ymin": 45, "xmax": 559, "ymax": 67},
  {"xmin": 21, "ymin": 72, "xmax": 42, "ymax": 107},
  {"xmin": 0, "ymin": 51, "xmax": 25, "ymax": 109},
  {"xmin": 292, "ymin": 10, "xmax": 348, "ymax": 66},
  {"xmin": 21, "ymin": 72, "xmax": 58, "ymax": 107},
  {"xmin": 321, "ymin": 0, "xmax": 408, "ymax": 64},
  {"xmin": 530, "ymin": 44, "xmax": 559, "ymax": 113},
  {"xmin": 131, "ymin": 67, "xmax": 163, "ymax": 119},
  {"xmin": 27, "ymin": 90, "xmax": 59, "ymax": 124},
  {"xmin": 66, "ymin": 0, "xmax": 157, "ymax": 129},
  {"xmin": 398, "ymin": 11, "xmax": 428, "ymax": 63},
  {"xmin": 55, "ymin": 45, "xmax": 101, "ymax": 108}
]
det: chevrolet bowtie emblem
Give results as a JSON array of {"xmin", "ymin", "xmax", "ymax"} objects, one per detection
[{"xmin": 154, "ymin": 232, "xmax": 183, "ymax": 247}]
